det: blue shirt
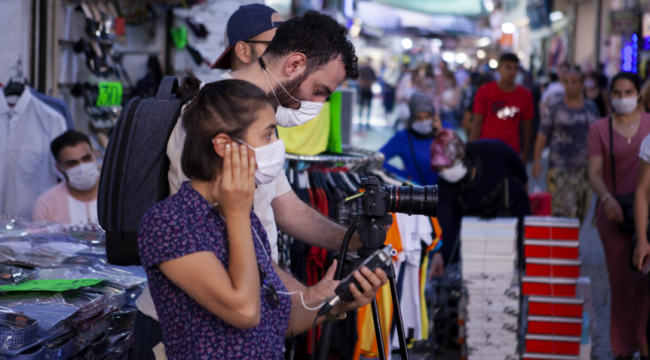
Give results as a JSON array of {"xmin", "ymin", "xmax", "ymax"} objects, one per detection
[
  {"xmin": 30, "ymin": 88, "xmax": 74, "ymax": 130},
  {"xmin": 380, "ymin": 130, "xmax": 440, "ymax": 185},
  {"xmin": 138, "ymin": 182, "xmax": 291, "ymax": 360}
]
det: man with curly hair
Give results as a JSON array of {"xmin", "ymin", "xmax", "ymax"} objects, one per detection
[{"xmin": 135, "ymin": 9, "xmax": 361, "ymax": 360}]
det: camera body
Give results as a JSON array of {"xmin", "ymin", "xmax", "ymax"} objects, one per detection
[{"xmin": 360, "ymin": 177, "xmax": 391, "ymax": 217}]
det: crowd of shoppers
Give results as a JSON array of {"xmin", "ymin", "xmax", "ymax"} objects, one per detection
[{"xmin": 378, "ymin": 51, "xmax": 650, "ymax": 358}]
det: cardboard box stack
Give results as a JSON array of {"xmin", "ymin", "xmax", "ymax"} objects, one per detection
[
  {"xmin": 461, "ymin": 217, "xmax": 519, "ymax": 359},
  {"xmin": 522, "ymin": 216, "xmax": 584, "ymax": 359}
]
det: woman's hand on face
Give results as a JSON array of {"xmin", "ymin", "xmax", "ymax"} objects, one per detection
[
  {"xmin": 332, "ymin": 267, "xmax": 389, "ymax": 315},
  {"xmin": 214, "ymin": 141, "xmax": 256, "ymax": 221},
  {"xmin": 603, "ymin": 197, "xmax": 624, "ymax": 223},
  {"xmin": 633, "ymin": 237, "xmax": 650, "ymax": 271}
]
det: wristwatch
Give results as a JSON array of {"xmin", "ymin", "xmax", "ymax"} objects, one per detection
[{"xmin": 326, "ymin": 311, "xmax": 347, "ymax": 323}]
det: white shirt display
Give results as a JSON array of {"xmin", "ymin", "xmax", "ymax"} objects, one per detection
[
  {"xmin": 0, "ymin": 89, "xmax": 67, "ymax": 220},
  {"xmin": 391, "ymin": 214, "xmax": 433, "ymax": 350},
  {"xmin": 68, "ymin": 196, "xmax": 98, "ymax": 225}
]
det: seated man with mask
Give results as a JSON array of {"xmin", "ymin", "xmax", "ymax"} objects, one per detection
[
  {"xmin": 32, "ymin": 130, "xmax": 100, "ymax": 225},
  {"xmin": 432, "ymin": 130, "xmax": 531, "ymax": 266}
]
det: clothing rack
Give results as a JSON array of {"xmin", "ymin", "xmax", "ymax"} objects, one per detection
[{"xmin": 285, "ymin": 146, "xmax": 385, "ymax": 170}]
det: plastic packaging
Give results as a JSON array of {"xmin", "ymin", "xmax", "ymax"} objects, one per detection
[
  {"xmin": 0, "ymin": 265, "xmax": 33, "ymax": 285},
  {"xmin": 63, "ymin": 289, "xmax": 107, "ymax": 324},
  {"xmin": 91, "ymin": 285, "xmax": 125, "ymax": 308},
  {"xmin": 62, "ymin": 256, "xmax": 107, "ymax": 268},
  {"xmin": 124, "ymin": 285, "xmax": 144, "ymax": 307},
  {"xmin": 0, "ymin": 311, "xmax": 39, "ymax": 350},
  {"xmin": 4, "ymin": 305, "xmax": 79, "ymax": 335},
  {"xmin": 43, "ymin": 331, "xmax": 76, "ymax": 360},
  {"xmin": 108, "ymin": 308, "xmax": 135, "ymax": 334}
]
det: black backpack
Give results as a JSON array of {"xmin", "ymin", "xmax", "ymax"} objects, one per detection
[{"xmin": 98, "ymin": 76, "xmax": 183, "ymax": 266}]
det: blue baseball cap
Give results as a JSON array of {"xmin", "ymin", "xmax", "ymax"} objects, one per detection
[{"xmin": 211, "ymin": 4, "xmax": 284, "ymax": 70}]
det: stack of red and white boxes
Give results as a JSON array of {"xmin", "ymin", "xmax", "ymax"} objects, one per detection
[
  {"xmin": 522, "ymin": 216, "xmax": 584, "ymax": 360},
  {"xmin": 461, "ymin": 217, "xmax": 520, "ymax": 359}
]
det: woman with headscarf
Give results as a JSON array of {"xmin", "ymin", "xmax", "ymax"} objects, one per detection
[
  {"xmin": 379, "ymin": 92, "xmax": 450, "ymax": 185},
  {"xmin": 432, "ymin": 129, "xmax": 531, "ymax": 265}
]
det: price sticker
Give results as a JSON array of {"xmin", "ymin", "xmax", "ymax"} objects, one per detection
[{"xmin": 96, "ymin": 81, "xmax": 123, "ymax": 107}]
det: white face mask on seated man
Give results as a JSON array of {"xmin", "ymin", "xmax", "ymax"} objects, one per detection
[{"xmin": 65, "ymin": 162, "xmax": 100, "ymax": 191}]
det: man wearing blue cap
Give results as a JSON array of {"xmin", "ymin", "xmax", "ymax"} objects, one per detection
[
  {"xmin": 135, "ymin": 7, "xmax": 362, "ymax": 360},
  {"xmin": 211, "ymin": 3, "xmax": 285, "ymax": 71}
]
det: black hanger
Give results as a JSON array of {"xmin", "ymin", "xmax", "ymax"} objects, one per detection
[{"xmin": 3, "ymin": 79, "xmax": 25, "ymax": 97}]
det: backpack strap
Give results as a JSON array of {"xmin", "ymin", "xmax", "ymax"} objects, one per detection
[{"xmin": 156, "ymin": 76, "xmax": 179, "ymax": 101}]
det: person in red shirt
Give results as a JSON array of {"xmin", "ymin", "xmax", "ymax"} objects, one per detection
[{"xmin": 470, "ymin": 53, "xmax": 534, "ymax": 161}]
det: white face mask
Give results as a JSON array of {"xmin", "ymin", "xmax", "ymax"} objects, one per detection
[
  {"xmin": 439, "ymin": 161, "xmax": 468, "ymax": 183},
  {"xmin": 65, "ymin": 162, "xmax": 99, "ymax": 191},
  {"xmin": 411, "ymin": 121, "xmax": 434, "ymax": 135},
  {"xmin": 237, "ymin": 139, "xmax": 286, "ymax": 185},
  {"xmin": 612, "ymin": 96, "xmax": 638, "ymax": 115},
  {"xmin": 261, "ymin": 65, "xmax": 324, "ymax": 127}
]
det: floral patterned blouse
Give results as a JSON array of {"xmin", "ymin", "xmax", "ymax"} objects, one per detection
[
  {"xmin": 540, "ymin": 98, "xmax": 600, "ymax": 170},
  {"xmin": 138, "ymin": 182, "xmax": 291, "ymax": 359}
]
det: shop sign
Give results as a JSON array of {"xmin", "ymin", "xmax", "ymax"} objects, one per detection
[
  {"xmin": 609, "ymin": 10, "xmax": 639, "ymax": 35},
  {"xmin": 643, "ymin": 12, "xmax": 650, "ymax": 38}
]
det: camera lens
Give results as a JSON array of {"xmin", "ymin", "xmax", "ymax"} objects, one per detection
[{"xmin": 387, "ymin": 185, "xmax": 438, "ymax": 217}]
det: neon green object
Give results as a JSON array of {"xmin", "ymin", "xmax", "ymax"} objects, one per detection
[
  {"xmin": 96, "ymin": 82, "xmax": 123, "ymax": 107},
  {"xmin": 328, "ymin": 92, "xmax": 343, "ymax": 154},
  {"xmin": 278, "ymin": 102, "xmax": 331, "ymax": 155},
  {"xmin": 0, "ymin": 279, "xmax": 105, "ymax": 292},
  {"xmin": 170, "ymin": 27, "xmax": 188, "ymax": 50}
]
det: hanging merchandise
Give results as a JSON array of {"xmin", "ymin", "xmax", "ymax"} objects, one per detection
[
  {"xmin": 70, "ymin": 82, "xmax": 121, "ymax": 129},
  {"xmin": 281, "ymin": 148, "xmax": 441, "ymax": 358},
  {"xmin": 277, "ymin": 102, "xmax": 331, "ymax": 155},
  {"xmin": 0, "ymin": 66, "xmax": 68, "ymax": 221},
  {"xmin": 185, "ymin": 16, "xmax": 209, "ymax": 39},
  {"xmin": 170, "ymin": 26, "xmax": 188, "ymax": 50},
  {"xmin": 328, "ymin": 92, "xmax": 344, "ymax": 153}
]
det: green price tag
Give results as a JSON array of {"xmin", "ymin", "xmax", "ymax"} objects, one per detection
[
  {"xmin": 170, "ymin": 26, "xmax": 188, "ymax": 50},
  {"xmin": 0, "ymin": 279, "xmax": 105, "ymax": 292},
  {"xmin": 96, "ymin": 82, "xmax": 123, "ymax": 107}
]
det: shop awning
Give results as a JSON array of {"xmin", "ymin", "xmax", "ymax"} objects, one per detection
[{"xmin": 370, "ymin": 0, "xmax": 484, "ymax": 16}]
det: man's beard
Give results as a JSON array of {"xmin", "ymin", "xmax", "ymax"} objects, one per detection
[{"xmin": 268, "ymin": 71, "xmax": 309, "ymax": 109}]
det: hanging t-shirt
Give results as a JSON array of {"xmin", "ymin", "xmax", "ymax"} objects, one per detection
[
  {"xmin": 68, "ymin": 197, "xmax": 98, "ymax": 225},
  {"xmin": 391, "ymin": 214, "xmax": 433, "ymax": 349},
  {"xmin": 473, "ymin": 81, "xmax": 534, "ymax": 153}
]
